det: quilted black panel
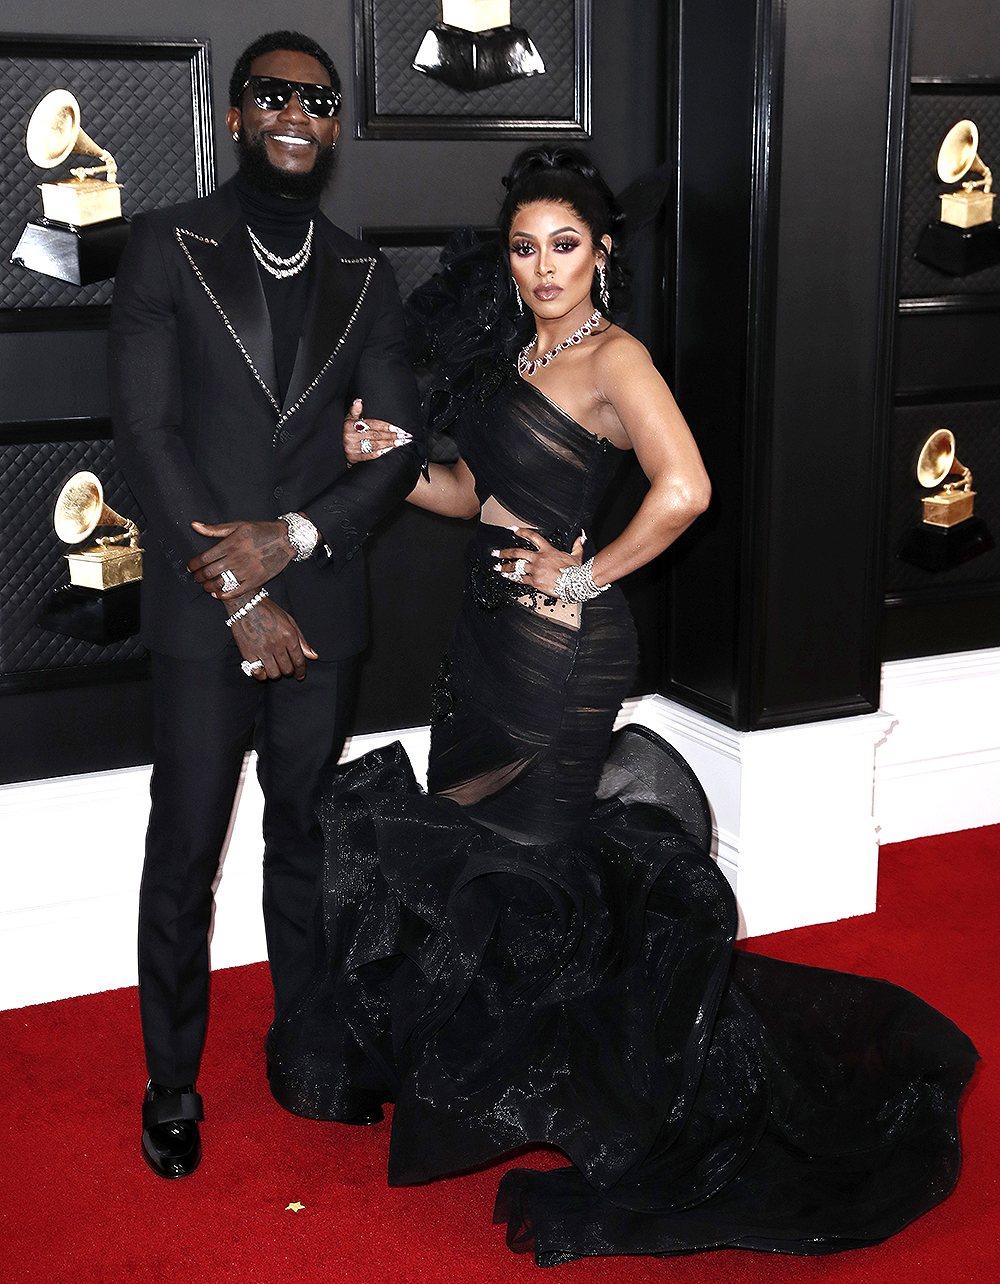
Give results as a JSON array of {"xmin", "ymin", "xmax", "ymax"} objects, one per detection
[
  {"xmin": 1, "ymin": 54, "xmax": 202, "ymax": 311},
  {"xmin": 381, "ymin": 242, "xmax": 446, "ymax": 300},
  {"xmin": 0, "ymin": 436, "xmax": 146, "ymax": 674},
  {"xmin": 885, "ymin": 398, "xmax": 1000, "ymax": 595},
  {"xmin": 368, "ymin": 0, "xmax": 577, "ymax": 120},
  {"xmin": 899, "ymin": 89, "xmax": 1000, "ymax": 299}
]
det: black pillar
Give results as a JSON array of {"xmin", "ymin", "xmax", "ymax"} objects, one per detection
[{"xmin": 662, "ymin": 0, "xmax": 910, "ymax": 730}]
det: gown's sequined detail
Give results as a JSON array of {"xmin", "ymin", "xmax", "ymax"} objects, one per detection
[{"xmin": 268, "ymin": 377, "xmax": 978, "ymax": 1265}]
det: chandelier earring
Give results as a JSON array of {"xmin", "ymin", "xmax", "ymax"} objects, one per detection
[
  {"xmin": 597, "ymin": 259, "xmax": 610, "ymax": 311},
  {"xmin": 513, "ymin": 280, "xmax": 524, "ymax": 315}
]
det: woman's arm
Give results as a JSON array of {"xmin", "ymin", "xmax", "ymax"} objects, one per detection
[
  {"xmin": 406, "ymin": 456, "xmax": 480, "ymax": 519},
  {"xmin": 585, "ymin": 334, "xmax": 711, "ymax": 587},
  {"xmin": 343, "ymin": 400, "xmax": 480, "ymax": 520}
]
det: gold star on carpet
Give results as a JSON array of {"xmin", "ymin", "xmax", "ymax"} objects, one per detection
[{"xmin": 285, "ymin": 1202, "xmax": 305, "ymax": 1212}]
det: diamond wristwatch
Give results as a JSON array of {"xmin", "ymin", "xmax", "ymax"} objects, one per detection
[{"xmin": 279, "ymin": 511, "xmax": 320, "ymax": 561}]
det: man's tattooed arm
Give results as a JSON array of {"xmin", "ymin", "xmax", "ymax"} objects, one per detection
[
  {"xmin": 229, "ymin": 595, "xmax": 318, "ymax": 681},
  {"xmin": 186, "ymin": 520, "xmax": 297, "ymax": 599}
]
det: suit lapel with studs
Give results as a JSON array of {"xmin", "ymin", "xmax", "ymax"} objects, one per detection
[
  {"xmin": 175, "ymin": 214, "xmax": 280, "ymax": 411},
  {"xmin": 279, "ymin": 227, "xmax": 377, "ymax": 424}
]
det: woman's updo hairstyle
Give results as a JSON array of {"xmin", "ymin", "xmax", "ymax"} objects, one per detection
[{"xmin": 498, "ymin": 144, "xmax": 631, "ymax": 319}]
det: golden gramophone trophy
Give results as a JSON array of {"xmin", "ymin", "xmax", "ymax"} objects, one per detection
[
  {"xmin": 413, "ymin": 1, "xmax": 545, "ymax": 92},
  {"xmin": 914, "ymin": 120, "xmax": 1000, "ymax": 276},
  {"xmin": 54, "ymin": 471, "xmax": 142, "ymax": 588},
  {"xmin": 898, "ymin": 430, "xmax": 994, "ymax": 571},
  {"xmin": 37, "ymin": 473, "xmax": 142, "ymax": 645},
  {"xmin": 10, "ymin": 89, "xmax": 131, "ymax": 286}
]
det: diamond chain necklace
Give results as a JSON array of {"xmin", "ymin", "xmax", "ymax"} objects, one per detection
[
  {"xmin": 517, "ymin": 309, "xmax": 603, "ymax": 377},
  {"xmin": 248, "ymin": 220, "xmax": 314, "ymax": 279}
]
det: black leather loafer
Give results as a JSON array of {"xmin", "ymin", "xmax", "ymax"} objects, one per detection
[{"xmin": 141, "ymin": 1081, "xmax": 203, "ymax": 1178}]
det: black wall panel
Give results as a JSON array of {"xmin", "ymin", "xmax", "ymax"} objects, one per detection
[
  {"xmin": 883, "ymin": 1, "xmax": 1000, "ymax": 658},
  {"xmin": 758, "ymin": 0, "xmax": 898, "ymax": 723},
  {"xmin": 896, "ymin": 308, "xmax": 1000, "ymax": 394},
  {"xmin": 665, "ymin": 0, "xmax": 759, "ymax": 721}
]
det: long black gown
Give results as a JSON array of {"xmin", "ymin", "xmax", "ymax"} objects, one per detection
[{"xmin": 267, "ymin": 371, "xmax": 977, "ymax": 1266}]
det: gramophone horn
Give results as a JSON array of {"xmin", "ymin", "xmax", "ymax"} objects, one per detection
[
  {"xmin": 54, "ymin": 471, "xmax": 135, "ymax": 544},
  {"xmin": 25, "ymin": 89, "xmax": 117, "ymax": 180},
  {"xmin": 937, "ymin": 119, "xmax": 992, "ymax": 192},
  {"xmin": 915, "ymin": 429, "xmax": 970, "ymax": 489}
]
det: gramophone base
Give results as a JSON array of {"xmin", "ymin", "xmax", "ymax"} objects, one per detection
[
  {"xmin": 898, "ymin": 516, "xmax": 994, "ymax": 572},
  {"xmin": 10, "ymin": 216, "xmax": 131, "ymax": 286},
  {"xmin": 37, "ymin": 581, "xmax": 141, "ymax": 645},
  {"xmin": 913, "ymin": 219, "xmax": 1000, "ymax": 277},
  {"xmin": 412, "ymin": 24, "xmax": 545, "ymax": 91}
]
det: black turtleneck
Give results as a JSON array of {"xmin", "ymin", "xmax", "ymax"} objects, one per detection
[{"xmin": 233, "ymin": 172, "xmax": 320, "ymax": 403}]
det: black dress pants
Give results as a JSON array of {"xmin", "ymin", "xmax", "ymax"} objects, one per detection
[{"xmin": 139, "ymin": 645, "xmax": 356, "ymax": 1087}]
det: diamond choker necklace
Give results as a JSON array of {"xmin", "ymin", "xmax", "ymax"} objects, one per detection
[{"xmin": 518, "ymin": 310, "xmax": 603, "ymax": 377}]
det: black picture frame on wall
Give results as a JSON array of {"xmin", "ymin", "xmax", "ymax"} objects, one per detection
[
  {"xmin": 899, "ymin": 76, "xmax": 1000, "ymax": 316},
  {"xmin": 359, "ymin": 223, "xmax": 498, "ymax": 293},
  {"xmin": 354, "ymin": 0, "xmax": 590, "ymax": 139},
  {"xmin": 0, "ymin": 34, "xmax": 214, "ymax": 333}
]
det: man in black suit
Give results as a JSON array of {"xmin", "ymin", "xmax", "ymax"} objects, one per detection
[{"xmin": 109, "ymin": 30, "xmax": 422, "ymax": 1179}]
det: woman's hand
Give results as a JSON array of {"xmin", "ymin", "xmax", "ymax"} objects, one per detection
[
  {"xmin": 492, "ymin": 529, "xmax": 585, "ymax": 599},
  {"xmin": 343, "ymin": 398, "xmax": 411, "ymax": 464}
]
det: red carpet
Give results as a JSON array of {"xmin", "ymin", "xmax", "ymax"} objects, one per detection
[{"xmin": 2, "ymin": 825, "xmax": 996, "ymax": 1284}]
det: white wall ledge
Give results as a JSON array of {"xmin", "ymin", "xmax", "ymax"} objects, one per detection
[{"xmin": 875, "ymin": 646, "xmax": 1000, "ymax": 844}]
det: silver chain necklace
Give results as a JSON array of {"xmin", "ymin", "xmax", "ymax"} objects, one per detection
[
  {"xmin": 248, "ymin": 220, "xmax": 314, "ymax": 279},
  {"xmin": 518, "ymin": 309, "xmax": 603, "ymax": 377}
]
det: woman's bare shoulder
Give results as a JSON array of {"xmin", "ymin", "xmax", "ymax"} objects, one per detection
[{"xmin": 593, "ymin": 326, "xmax": 655, "ymax": 379}]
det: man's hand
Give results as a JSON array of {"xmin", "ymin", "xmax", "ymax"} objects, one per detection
[
  {"xmin": 188, "ymin": 520, "xmax": 294, "ymax": 599},
  {"xmin": 229, "ymin": 594, "xmax": 318, "ymax": 681}
]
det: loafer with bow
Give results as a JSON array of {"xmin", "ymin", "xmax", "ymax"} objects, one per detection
[{"xmin": 141, "ymin": 1081, "xmax": 203, "ymax": 1178}]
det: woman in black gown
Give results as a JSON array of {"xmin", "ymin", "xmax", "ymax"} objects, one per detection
[{"xmin": 267, "ymin": 146, "xmax": 977, "ymax": 1266}]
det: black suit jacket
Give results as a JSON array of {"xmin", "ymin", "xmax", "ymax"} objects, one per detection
[{"xmin": 109, "ymin": 179, "xmax": 422, "ymax": 661}]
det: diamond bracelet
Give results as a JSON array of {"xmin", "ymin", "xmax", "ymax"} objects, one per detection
[
  {"xmin": 226, "ymin": 587, "xmax": 269, "ymax": 628},
  {"xmin": 553, "ymin": 556, "xmax": 610, "ymax": 604}
]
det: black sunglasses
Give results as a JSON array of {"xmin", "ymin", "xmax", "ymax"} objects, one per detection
[{"xmin": 241, "ymin": 75, "xmax": 341, "ymax": 118}]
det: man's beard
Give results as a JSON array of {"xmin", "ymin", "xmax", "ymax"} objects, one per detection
[{"xmin": 236, "ymin": 130, "xmax": 336, "ymax": 201}]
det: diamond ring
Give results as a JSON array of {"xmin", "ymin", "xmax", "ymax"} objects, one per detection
[
  {"xmin": 511, "ymin": 557, "xmax": 528, "ymax": 583},
  {"xmin": 359, "ymin": 437, "xmax": 373, "ymax": 455},
  {"xmin": 240, "ymin": 659, "xmax": 264, "ymax": 677},
  {"xmin": 220, "ymin": 569, "xmax": 240, "ymax": 592}
]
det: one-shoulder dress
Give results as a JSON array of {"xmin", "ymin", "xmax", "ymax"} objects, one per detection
[{"xmin": 267, "ymin": 371, "xmax": 977, "ymax": 1266}]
